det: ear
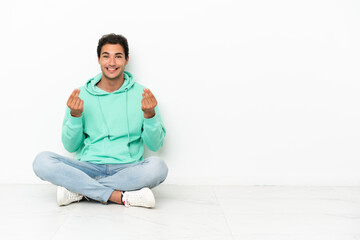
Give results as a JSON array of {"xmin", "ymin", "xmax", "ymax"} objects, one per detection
[
  {"xmin": 125, "ymin": 56, "xmax": 129, "ymax": 66},
  {"xmin": 98, "ymin": 57, "xmax": 100, "ymax": 64}
]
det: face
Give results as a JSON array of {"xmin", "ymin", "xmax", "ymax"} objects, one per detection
[{"xmin": 98, "ymin": 44, "xmax": 129, "ymax": 81}]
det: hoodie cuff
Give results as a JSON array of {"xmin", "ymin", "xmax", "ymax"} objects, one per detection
[
  {"xmin": 144, "ymin": 114, "xmax": 160, "ymax": 128},
  {"xmin": 66, "ymin": 111, "xmax": 83, "ymax": 126}
]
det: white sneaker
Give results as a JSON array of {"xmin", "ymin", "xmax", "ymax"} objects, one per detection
[
  {"xmin": 56, "ymin": 186, "xmax": 83, "ymax": 206},
  {"xmin": 122, "ymin": 188, "xmax": 155, "ymax": 208}
]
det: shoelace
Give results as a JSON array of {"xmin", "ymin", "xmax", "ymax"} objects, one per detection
[{"xmin": 66, "ymin": 191, "xmax": 82, "ymax": 201}]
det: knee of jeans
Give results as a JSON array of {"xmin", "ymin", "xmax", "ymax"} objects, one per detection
[
  {"xmin": 149, "ymin": 157, "xmax": 168, "ymax": 183},
  {"xmin": 33, "ymin": 151, "xmax": 53, "ymax": 177}
]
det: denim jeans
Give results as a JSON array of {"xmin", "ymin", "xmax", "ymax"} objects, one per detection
[{"xmin": 33, "ymin": 151, "xmax": 168, "ymax": 203}]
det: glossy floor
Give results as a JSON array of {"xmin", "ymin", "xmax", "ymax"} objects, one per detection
[{"xmin": 1, "ymin": 184, "xmax": 359, "ymax": 239}]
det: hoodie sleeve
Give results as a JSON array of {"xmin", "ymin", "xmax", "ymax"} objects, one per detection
[
  {"xmin": 142, "ymin": 106, "xmax": 166, "ymax": 152},
  {"xmin": 61, "ymin": 107, "xmax": 85, "ymax": 153}
]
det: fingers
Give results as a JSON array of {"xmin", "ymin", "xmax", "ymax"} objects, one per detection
[
  {"xmin": 70, "ymin": 89, "xmax": 79, "ymax": 97},
  {"xmin": 68, "ymin": 89, "xmax": 78, "ymax": 105},
  {"xmin": 67, "ymin": 89, "xmax": 83, "ymax": 110},
  {"xmin": 74, "ymin": 97, "xmax": 81, "ymax": 108},
  {"xmin": 145, "ymin": 89, "xmax": 156, "ymax": 104},
  {"xmin": 74, "ymin": 89, "xmax": 80, "ymax": 98},
  {"xmin": 69, "ymin": 89, "xmax": 80, "ymax": 100},
  {"xmin": 67, "ymin": 89, "xmax": 76, "ymax": 106},
  {"xmin": 142, "ymin": 89, "xmax": 151, "ymax": 107},
  {"xmin": 142, "ymin": 88, "xmax": 157, "ymax": 109}
]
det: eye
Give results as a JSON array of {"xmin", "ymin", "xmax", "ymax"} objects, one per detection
[
  {"xmin": 103, "ymin": 55, "xmax": 109, "ymax": 58},
  {"xmin": 116, "ymin": 56, "xmax": 122, "ymax": 58}
]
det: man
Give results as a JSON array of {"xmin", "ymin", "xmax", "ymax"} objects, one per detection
[{"xmin": 33, "ymin": 33, "xmax": 168, "ymax": 208}]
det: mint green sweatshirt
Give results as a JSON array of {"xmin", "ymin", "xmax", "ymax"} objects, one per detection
[{"xmin": 61, "ymin": 71, "xmax": 166, "ymax": 164}]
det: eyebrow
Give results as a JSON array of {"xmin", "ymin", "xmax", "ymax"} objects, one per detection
[{"xmin": 101, "ymin": 52, "xmax": 124, "ymax": 55}]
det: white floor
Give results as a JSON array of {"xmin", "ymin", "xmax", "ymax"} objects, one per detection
[{"xmin": 1, "ymin": 184, "xmax": 360, "ymax": 240}]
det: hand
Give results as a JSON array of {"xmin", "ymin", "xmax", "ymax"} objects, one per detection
[
  {"xmin": 67, "ymin": 89, "xmax": 84, "ymax": 117},
  {"xmin": 141, "ymin": 88, "xmax": 157, "ymax": 119}
]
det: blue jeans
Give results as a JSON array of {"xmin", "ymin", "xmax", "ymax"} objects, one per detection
[{"xmin": 32, "ymin": 151, "xmax": 168, "ymax": 203}]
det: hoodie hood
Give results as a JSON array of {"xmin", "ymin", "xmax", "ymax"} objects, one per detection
[{"xmin": 85, "ymin": 71, "xmax": 135, "ymax": 95}]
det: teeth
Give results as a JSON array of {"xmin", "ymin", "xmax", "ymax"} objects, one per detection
[{"xmin": 108, "ymin": 68, "xmax": 116, "ymax": 71}]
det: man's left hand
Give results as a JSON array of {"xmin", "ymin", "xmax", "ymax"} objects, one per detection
[{"xmin": 141, "ymin": 88, "xmax": 157, "ymax": 119}]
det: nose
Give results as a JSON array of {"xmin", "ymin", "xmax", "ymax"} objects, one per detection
[{"xmin": 109, "ymin": 56, "xmax": 116, "ymax": 65}]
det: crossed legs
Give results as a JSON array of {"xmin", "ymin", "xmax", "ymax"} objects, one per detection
[{"xmin": 33, "ymin": 151, "xmax": 168, "ymax": 203}]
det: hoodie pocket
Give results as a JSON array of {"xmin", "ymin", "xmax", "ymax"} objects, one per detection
[
  {"xmin": 81, "ymin": 140, "xmax": 106, "ymax": 159},
  {"xmin": 105, "ymin": 138, "xmax": 131, "ymax": 160}
]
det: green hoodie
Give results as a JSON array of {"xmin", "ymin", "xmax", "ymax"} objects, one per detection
[{"xmin": 61, "ymin": 71, "xmax": 166, "ymax": 164}]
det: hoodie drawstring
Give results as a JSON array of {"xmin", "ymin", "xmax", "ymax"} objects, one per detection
[{"xmin": 125, "ymin": 88, "xmax": 131, "ymax": 158}]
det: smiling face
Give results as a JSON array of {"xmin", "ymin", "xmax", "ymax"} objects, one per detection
[{"xmin": 98, "ymin": 44, "xmax": 129, "ymax": 81}]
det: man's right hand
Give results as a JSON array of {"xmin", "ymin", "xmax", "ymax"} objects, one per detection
[{"xmin": 67, "ymin": 89, "xmax": 83, "ymax": 117}]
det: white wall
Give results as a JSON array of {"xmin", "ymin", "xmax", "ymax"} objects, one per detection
[{"xmin": 1, "ymin": 0, "xmax": 360, "ymax": 185}]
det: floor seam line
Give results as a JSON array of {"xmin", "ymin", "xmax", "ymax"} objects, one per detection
[{"xmin": 212, "ymin": 186, "xmax": 235, "ymax": 239}]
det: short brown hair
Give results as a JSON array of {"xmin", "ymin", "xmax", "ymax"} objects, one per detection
[{"xmin": 97, "ymin": 33, "xmax": 129, "ymax": 59}]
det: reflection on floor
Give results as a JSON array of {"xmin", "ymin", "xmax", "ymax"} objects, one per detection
[{"xmin": 1, "ymin": 184, "xmax": 359, "ymax": 240}]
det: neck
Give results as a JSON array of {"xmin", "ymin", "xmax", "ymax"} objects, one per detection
[{"xmin": 97, "ymin": 74, "xmax": 125, "ymax": 93}]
